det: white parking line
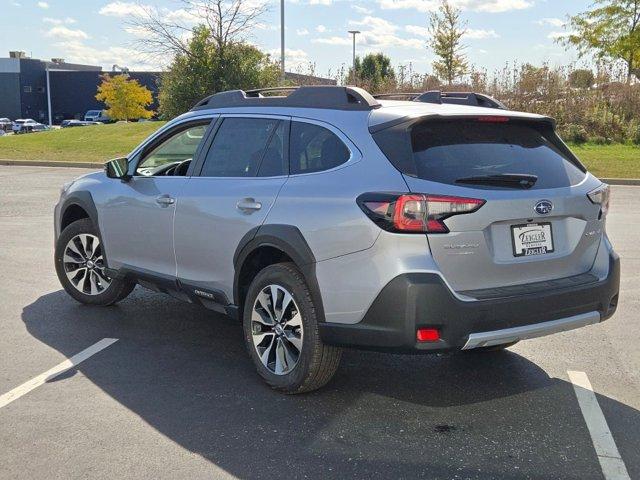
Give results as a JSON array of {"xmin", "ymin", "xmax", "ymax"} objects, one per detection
[
  {"xmin": 568, "ymin": 370, "xmax": 631, "ymax": 480},
  {"xmin": 0, "ymin": 338, "xmax": 118, "ymax": 409}
]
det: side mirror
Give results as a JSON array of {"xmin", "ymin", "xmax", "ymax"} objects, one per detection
[{"xmin": 105, "ymin": 157, "xmax": 130, "ymax": 180}]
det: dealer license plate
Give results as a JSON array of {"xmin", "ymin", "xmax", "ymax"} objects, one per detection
[{"xmin": 511, "ymin": 223, "xmax": 554, "ymax": 257}]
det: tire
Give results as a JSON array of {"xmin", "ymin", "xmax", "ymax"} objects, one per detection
[
  {"xmin": 243, "ymin": 262, "xmax": 342, "ymax": 394},
  {"xmin": 55, "ymin": 218, "xmax": 135, "ymax": 306},
  {"xmin": 465, "ymin": 341, "xmax": 519, "ymax": 353}
]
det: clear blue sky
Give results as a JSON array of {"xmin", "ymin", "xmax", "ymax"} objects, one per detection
[{"xmin": 0, "ymin": 0, "xmax": 596, "ymax": 77}]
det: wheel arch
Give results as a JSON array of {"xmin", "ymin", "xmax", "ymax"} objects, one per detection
[
  {"xmin": 233, "ymin": 225, "xmax": 325, "ymax": 322},
  {"xmin": 58, "ymin": 191, "xmax": 107, "ymax": 265},
  {"xmin": 59, "ymin": 192, "xmax": 99, "ymax": 231}
]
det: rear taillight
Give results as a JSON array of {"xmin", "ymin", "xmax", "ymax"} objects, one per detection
[
  {"xmin": 357, "ymin": 193, "xmax": 485, "ymax": 233},
  {"xmin": 587, "ymin": 184, "xmax": 610, "ymax": 217}
]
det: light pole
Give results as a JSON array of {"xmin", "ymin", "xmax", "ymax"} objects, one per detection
[
  {"xmin": 280, "ymin": 0, "xmax": 285, "ymax": 83},
  {"xmin": 348, "ymin": 30, "xmax": 360, "ymax": 85}
]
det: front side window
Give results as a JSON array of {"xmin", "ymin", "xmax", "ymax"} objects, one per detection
[
  {"xmin": 290, "ymin": 122, "xmax": 350, "ymax": 174},
  {"xmin": 200, "ymin": 117, "xmax": 284, "ymax": 177},
  {"xmin": 136, "ymin": 123, "xmax": 208, "ymax": 176}
]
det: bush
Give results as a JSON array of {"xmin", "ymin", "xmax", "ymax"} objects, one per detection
[
  {"xmin": 628, "ymin": 122, "xmax": 640, "ymax": 145},
  {"xmin": 568, "ymin": 69, "xmax": 595, "ymax": 89},
  {"xmin": 333, "ymin": 60, "xmax": 640, "ymax": 144},
  {"xmin": 560, "ymin": 124, "xmax": 589, "ymax": 144}
]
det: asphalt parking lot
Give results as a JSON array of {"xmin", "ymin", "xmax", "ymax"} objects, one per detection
[{"xmin": 0, "ymin": 165, "xmax": 638, "ymax": 480}]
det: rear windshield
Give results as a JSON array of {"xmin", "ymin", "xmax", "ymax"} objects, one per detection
[{"xmin": 376, "ymin": 120, "xmax": 586, "ymax": 189}]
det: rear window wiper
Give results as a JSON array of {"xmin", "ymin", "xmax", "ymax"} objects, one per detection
[{"xmin": 455, "ymin": 174, "xmax": 538, "ymax": 189}]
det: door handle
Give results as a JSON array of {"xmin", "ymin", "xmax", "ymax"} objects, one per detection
[
  {"xmin": 237, "ymin": 198, "xmax": 262, "ymax": 213},
  {"xmin": 155, "ymin": 195, "xmax": 175, "ymax": 207}
]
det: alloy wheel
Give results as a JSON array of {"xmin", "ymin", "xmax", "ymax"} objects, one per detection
[
  {"xmin": 63, "ymin": 234, "xmax": 111, "ymax": 295},
  {"xmin": 251, "ymin": 284, "xmax": 304, "ymax": 375}
]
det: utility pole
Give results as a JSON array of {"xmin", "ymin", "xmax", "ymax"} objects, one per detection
[
  {"xmin": 280, "ymin": 0, "xmax": 285, "ymax": 83},
  {"xmin": 348, "ymin": 30, "xmax": 360, "ymax": 85}
]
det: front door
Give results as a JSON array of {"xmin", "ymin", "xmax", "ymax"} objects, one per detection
[
  {"xmin": 99, "ymin": 119, "xmax": 213, "ymax": 279},
  {"xmin": 174, "ymin": 115, "xmax": 289, "ymax": 302}
]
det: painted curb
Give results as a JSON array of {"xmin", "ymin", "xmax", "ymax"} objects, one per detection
[{"xmin": 1, "ymin": 160, "xmax": 639, "ymax": 185}]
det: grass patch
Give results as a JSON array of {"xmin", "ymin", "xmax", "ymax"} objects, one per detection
[
  {"xmin": 568, "ymin": 143, "xmax": 640, "ymax": 179},
  {"xmin": 0, "ymin": 122, "xmax": 166, "ymax": 163},
  {"xmin": 0, "ymin": 123, "xmax": 638, "ymax": 178}
]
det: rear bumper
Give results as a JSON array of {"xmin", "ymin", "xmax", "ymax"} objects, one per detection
[{"xmin": 318, "ymin": 252, "xmax": 620, "ymax": 353}]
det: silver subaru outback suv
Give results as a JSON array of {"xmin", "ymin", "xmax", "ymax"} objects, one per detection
[{"xmin": 54, "ymin": 86, "xmax": 620, "ymax": 393}]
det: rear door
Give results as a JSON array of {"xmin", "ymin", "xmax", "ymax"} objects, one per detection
[
  {"xmin": 396, "ymin": 118, "xmax": 603, "ymax": 292},
  {"xmin": 174, "ymin": 114, "xmax": 289, "ymax": 301}
]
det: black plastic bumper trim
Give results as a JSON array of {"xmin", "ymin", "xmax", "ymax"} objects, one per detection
[{"xmin": 318, "ymin": 252, "xmax": 620, "ymax": 353}]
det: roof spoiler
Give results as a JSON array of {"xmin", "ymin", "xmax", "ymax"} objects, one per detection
[
  {"xmin": 373, "ymin": 91, "xmax": 507, "ymax": 110},
  {"xmin": 191, "ymin": 86, "xmax": 381, "ymax": 111}
]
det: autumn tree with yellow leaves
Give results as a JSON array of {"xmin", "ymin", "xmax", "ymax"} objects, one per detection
[{"xmin": 95, "ymin": 74, "xmax": 154, "ymax": 121}]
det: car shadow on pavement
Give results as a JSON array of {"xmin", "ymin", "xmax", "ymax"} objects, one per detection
[{"xmin": 22, "ymin": 288, "xmax": 640, "ymax": 480}]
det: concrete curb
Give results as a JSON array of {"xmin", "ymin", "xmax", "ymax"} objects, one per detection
[
  {"xmin": 601, "ymin": 178, "xmax": 640, "ymax": 186},
  {"xmin": 1, "ymin": 159, "xmax": 639, "ymax": 185},
  {"xmin": 0, "ymin": 159, "xmax": 103, "ymax": 169}
]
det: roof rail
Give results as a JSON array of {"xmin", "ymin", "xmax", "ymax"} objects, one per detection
[
  {"xmin": 372, "ymin": 92, "xmax": 421, "ymax": 100},
  {"xmin": 245, "ymin": 87, "xmax": 299, "ymax": 97},
  {"xmin": 414, "ymin": 91, "xmax": 507, "ymax": 110},
  {"xmin": 191, "ymin": 86, "xmax": 381, "ymax": 111}
]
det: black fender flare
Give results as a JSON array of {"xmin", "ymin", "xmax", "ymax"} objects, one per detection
[
  {"xmin": 233, "ymin": 224, "xmax": 325, "ymax": 322},
  {"xmin": 59, "ymin": 191, "xmax": 100, "ymax": 231},
  {"xmin": 58, "ymin": 191, "xmax": 109, "ymax": 266}
]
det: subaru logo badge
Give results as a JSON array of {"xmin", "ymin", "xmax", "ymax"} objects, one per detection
[{"xmin": 534, "ymin": 200, "xmax": 553, "ymax": 215}]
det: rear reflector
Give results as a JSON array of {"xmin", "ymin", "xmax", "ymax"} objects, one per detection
[
  {"xmin": 417, "ymin": 328, "xmax": 440, "ymax": 342},
  {"xmin": 358, "ymin": 193, "xmax": 485, "ymax": 234}
]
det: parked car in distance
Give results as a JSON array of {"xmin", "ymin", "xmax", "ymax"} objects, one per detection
[
  {"xmin": 84, "ymin": 110, "xmax": 110, "ymax": 123},
  {"xmin": 54, "ymin": 86, "xmax": 620, "ymax": 394},
  {"xmin": 0, "ymin": 118, "xmax": 12, "ymax": 132},
  {"xmin": 12, "ymin": 119, "xmax": 48, "ymax": 134},
  {"xmin": 61, "ymin": 120, "xmax": 101, "ymax": 128}
]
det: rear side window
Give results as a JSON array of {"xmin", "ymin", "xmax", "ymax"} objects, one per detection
[
  {"xmin": 290, "ymin": 122, "xmax": 350, "ymax": 174},
  {"xmin": 201, "ymin": 117, "xmax": 284, "ymax": 177},
  {"xmin": 376, "ymin": 120, "xmax": 586, "ymax": 189}
]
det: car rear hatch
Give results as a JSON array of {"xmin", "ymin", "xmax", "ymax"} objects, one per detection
[{"xmin": 372, "ymin": 115, "xmax": 607, "ymax": 293}]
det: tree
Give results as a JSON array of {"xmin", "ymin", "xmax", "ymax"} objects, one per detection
[
  {"xmin": 560, "ymin": 0, "xmax": 640, "ymax": 81},
  {"xmin": 350, "ymin": 53, "xmax": 396, "ymax": 92},
  {"xmin": 95, "ymin": 74, "xmax": 154, "ymax": 121},
  {"xmin": 569, "ymin": 69, "xmax": 596, "ymax": 89},
  {"xmin": 429, "ymin": 0, "xmax": 468, "ymax": 85},
  {"xmin": 158, "ymin": 26, "xmax": 280, "ymax": 118},
  {"xmin": 129, "ymin": 0, "xmax": 268, "ymax": 62}
]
